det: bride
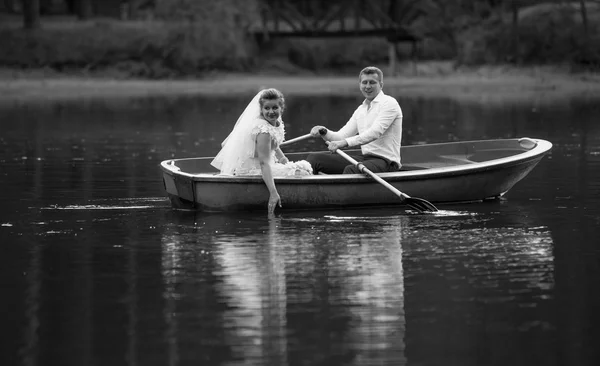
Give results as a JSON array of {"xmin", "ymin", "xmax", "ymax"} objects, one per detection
[{"xmin": 211, "ymin": 88, "xmax": 312, "ymax": 214}]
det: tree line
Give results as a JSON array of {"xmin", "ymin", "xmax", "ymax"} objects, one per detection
[
  {"xmin": 12, "ymin": 0, "xmax": 599, "ymax": 36},
  {"xmin": 14, "ymin": 0, "xmax": 93, "ymax": 28},
  {"xmin": 4, "ymin": 0, "xmax": 600, "ymax": 69}
]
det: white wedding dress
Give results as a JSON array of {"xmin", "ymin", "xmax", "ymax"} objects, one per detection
[{"xmin": 210, "ymin": 91, "xmax": 312, "ymax": 177}]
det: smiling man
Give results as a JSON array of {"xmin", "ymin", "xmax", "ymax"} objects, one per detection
[{"xmin": 307, "ymin": 66, "xmax": 403, "ymax": 174}]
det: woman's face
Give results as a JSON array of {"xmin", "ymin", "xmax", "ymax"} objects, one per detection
[{"xmin": 261, "ymin": 99, "xmax": 282, "ymax": 124}]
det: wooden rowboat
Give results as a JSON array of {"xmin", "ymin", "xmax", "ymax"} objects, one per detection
[{"xmin": 160, "ymin": 138, "xmax": 552, "ymax": 212}]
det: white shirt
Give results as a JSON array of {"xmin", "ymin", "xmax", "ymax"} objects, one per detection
[{"xmin": 338, "ymin": 91, "xmax": 403, "ymax": 166}]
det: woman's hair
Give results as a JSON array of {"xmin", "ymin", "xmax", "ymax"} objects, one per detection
[
  {"xmin": 359, "ymin": 66, "xmax": 383, "ymax": 84},
  {"xmin": 259, "ymin": 88, "xmax": 285, "ymax": 112}
]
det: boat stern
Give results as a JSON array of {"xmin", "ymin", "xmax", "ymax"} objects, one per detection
[{"xmin": 161, "ymin": 160, "xmax": 196, "ymax": 210}]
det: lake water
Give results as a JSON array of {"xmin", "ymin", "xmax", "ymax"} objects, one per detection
[{"xmin": 1, "ymin": 91, "xmax": 599, "ymax": 366}]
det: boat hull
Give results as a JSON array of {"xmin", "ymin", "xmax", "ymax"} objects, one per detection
[{"xmin": 161, "ymin": 138, "xmax": 552, "ymax": 212}]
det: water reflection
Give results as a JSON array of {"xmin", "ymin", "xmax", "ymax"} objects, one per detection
[
  {"xmin": 2, "ymin": 94, "xmax": 599, "ymax": 366},
  {"xmin": 160, "ymin": 212, "xmax": 408, "ymax": 365},
  {"xmin": 156, "ymin": 205, "xmax": 557, "ymax": 366}
]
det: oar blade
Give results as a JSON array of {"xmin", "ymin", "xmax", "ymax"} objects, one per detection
[
  {"xmin": 405, "ymin": 197, "xmax": 438, "ymax": 213},
  {"xmin": 333, "ymin": 147, "xmax": 438, "ymax": 213}
]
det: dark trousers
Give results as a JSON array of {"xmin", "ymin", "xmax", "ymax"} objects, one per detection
[{"xmin": 306, "ymin": 152, "xmax": 399, "ymax": 174}]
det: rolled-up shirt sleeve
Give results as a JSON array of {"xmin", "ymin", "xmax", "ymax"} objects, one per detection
[{"xmin": 345, "ymin": 99, "xmax": 400, "ymax": 147}]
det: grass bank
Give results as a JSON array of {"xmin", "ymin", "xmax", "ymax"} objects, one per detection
[{"xmin": 2, "ymin": 62, "xmax": 600, "ymax": 105}]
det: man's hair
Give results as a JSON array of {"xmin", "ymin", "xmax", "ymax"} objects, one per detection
[
  {"xmin": 259, "ymin": 88, "xmax": 285, "ymax": 112},
  {"xmin": 359, "ymin": 66, "xmax": 383, "ymax": 84}
]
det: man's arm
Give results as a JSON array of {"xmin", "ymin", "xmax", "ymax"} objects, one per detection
[
  {"xmin": 336, "ymin": 110, "xmax": 359, "ymax": 140},
  {"xmin": 345, "ymin": 99, "xmax": 400, "ymax": 147},
  {"xmin": 310, "ymin": 108, "xmax": 359, "ymax": 141}
]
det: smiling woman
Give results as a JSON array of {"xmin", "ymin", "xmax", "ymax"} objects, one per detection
[{"xmin": 209, "ymin": 88, "xmax": 312, "ymax": 215}]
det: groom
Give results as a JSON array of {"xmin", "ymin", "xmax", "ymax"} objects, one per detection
[{"xmin": 306, "ymin": 66, "xmax": 403, "ymax": 174}]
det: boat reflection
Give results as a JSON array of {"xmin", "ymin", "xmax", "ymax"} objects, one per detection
[
  {"xmin": 160, "ymin": 210, "xmax": 408, "ymax": 365},
  {"xmin": 13, "ymin": 202, "xmax": 558, "ymax": 366}
]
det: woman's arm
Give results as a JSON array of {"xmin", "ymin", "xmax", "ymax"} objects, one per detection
[
  {"xmin": 256, "ymin": 133, "xmax": 281, "ymax": 214},
  {"xmin": 274, "ymin": 147, "xmax": 289, "ymax": 164}
]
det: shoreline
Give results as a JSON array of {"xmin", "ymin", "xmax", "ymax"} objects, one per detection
[{"xmin": 2, "ymin": 66, "xmax": 600, "ymax": 104}]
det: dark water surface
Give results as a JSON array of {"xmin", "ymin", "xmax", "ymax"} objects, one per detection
[{"xmin": 1, "ymin": 92, "xmax": 599, "ymax": 366}]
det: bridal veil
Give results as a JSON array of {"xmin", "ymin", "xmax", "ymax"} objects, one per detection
[{"xmin": 210, "ymin": 90, "xmax": 265, "ymax": 175}]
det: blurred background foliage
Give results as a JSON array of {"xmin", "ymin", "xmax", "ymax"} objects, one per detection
[{"xmin": 0, "ymin": 0, "xmax": 599, "ymax": 77}]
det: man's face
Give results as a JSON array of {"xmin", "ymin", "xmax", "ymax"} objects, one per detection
[{"xmin": 359, "ymin": 73, "xmax": 382, "ymax": 101}]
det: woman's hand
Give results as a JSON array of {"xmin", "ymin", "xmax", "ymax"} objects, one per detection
[
  {"xmin": 268, "ymin": 191, "xmax": 282, "ymax": 215},
  {"xmin": 275, "ymin": 148, "xmax": 289, "ymax": 165}
]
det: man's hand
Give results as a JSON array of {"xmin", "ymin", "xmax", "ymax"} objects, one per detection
[
  {"xmin": 310, "ymin": 126, "xmax": 327, "ymax": 138},
  {"xmin": 326, "ymin": 139, "xmax": 348, "ymax": 153},
  {"xmin": 278, "ymin": 156, "xmax": 289, "ymax": 164}
]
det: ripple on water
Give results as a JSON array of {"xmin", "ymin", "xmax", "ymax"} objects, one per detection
[{"xmin": 39, "ymin": 197, "xmax": 170, "ymax": 211}]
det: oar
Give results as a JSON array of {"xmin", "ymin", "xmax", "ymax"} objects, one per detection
[
  {"xmin": 332, "ymin": 146, "xmax": 439, "ymax": 213},
  {"xmin": 280, "ymin": 133, "xmax": 312, "ymax": 147}
]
